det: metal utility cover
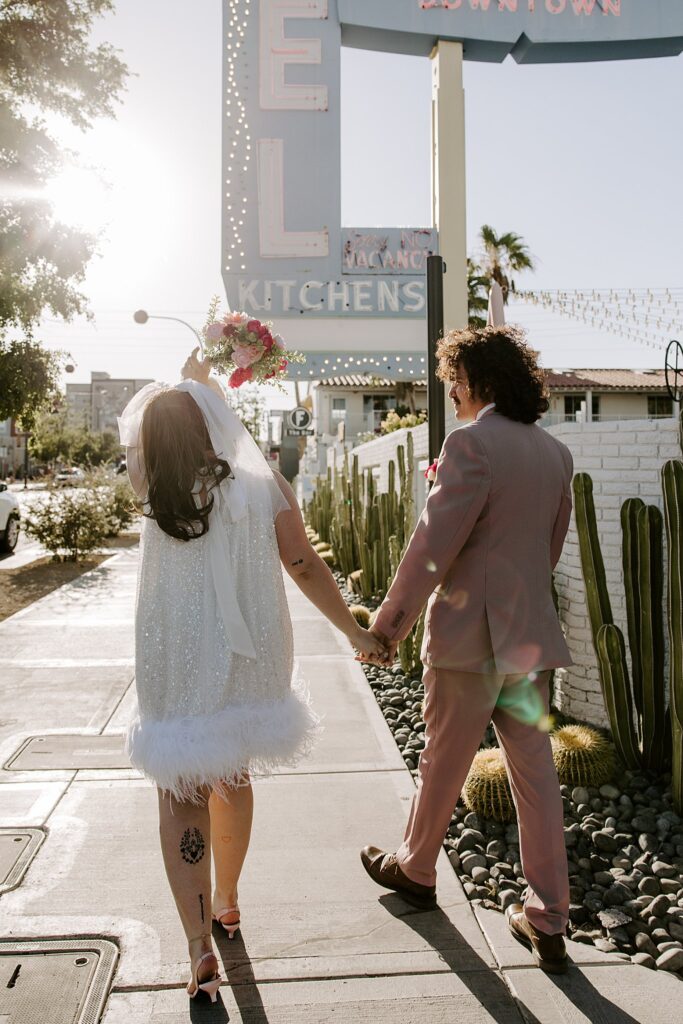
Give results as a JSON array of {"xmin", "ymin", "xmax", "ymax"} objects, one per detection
[
  {"xmin": 0, "ymin": 938, "xmax": 118, "ymax": 1024},
  {"xmin": 4, "ymin": 735, "xmax": 129, "ymax": 772},
  {"xmin": 0, "ymin": 828, "xmax": 45, "ymax": 894}
]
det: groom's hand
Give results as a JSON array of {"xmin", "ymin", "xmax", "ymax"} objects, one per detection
[{"xmin": 369, "ymin": 625, "xmax": 397, "ymax": 666}]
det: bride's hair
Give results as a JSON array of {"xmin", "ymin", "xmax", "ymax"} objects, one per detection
[{"xmin": 140, "ymin": 389, "xmax": 232, "ymax": 541}]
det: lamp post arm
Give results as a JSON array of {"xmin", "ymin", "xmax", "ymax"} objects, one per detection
[{"xmin": 146, "ymin": 315, "xmax": 204, "ymax": 353}]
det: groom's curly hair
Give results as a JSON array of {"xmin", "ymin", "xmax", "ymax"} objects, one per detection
[{"xmin": 436, "ymin": 324, "xmax": 549, "ymax": 424}]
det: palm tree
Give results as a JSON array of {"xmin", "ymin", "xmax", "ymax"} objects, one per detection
[
  {"xmin": 467, "ymin": 258, "xmax": 490, "ymax": 329},
  {"xmin": 479, "ymin": 225, "xmax": 535, "ymax": 304}
]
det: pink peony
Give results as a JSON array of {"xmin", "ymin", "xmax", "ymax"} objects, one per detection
[
  {"xmin": 228, "ymin": 366, "xmax": 253, "ymax": 388},
  {"xmin": 205, "ymin": 322, "xmax": 225, "ymax": 341},
  {"xmin": 232, "ymin": 343, "xmax": 263, "ymax": 368},
  {"xmin": 224, "ymin": 311, "xmax": 249, "ymax": 325}
]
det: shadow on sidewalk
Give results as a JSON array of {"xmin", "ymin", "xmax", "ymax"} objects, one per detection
[
  {"xmin": 380, "ymin": 895, "xmax": 642, "ymax": 1024},
  {"xmin": 379, "ymin": 893, "xmax": 533, "ymax": 1023},
  {"xmin": 212, "ymin": 926, "xmax": 270, "ymax": 1024}
]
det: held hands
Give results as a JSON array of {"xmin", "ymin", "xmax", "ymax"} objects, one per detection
[{"xmin": 352, "ymin": 624, "xmax": 398, "ymax": 667}]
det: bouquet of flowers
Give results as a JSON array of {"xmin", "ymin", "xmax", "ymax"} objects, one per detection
[
  {"xmin": 202, "ymin": 298, "xmax": 304, "ymax": 389},
  {"xmin": 424, "ymin": 459, "xmax": 439, "ymax": 483}
]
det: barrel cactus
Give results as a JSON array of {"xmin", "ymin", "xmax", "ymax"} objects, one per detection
[
  {"xmin": 349, "ymin": 605, "xmax": 371, "ymax": 627},
  {"xmin": 551, "ymin": 725, "xmax": 616, "ymax": 788},
  {"xmin": 463, "ymin": 749, "xmax": 516, "ymax": 824}
]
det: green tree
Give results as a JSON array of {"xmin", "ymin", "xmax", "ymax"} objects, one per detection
[
  {"xmin": 0, "ymin": 1, "xmax": 129, "ymax": 417},
  {"xmin": 228, "ymin": 387, "xmax": 267, "ymax": 443},
  {"xmin": 0, "ymin": 339, "xmax": 62, "ymax": 428},
  {"xmin": 478, "ymin": 225, "xmax": 535, "ymax": 304},
  {"xmin": 70, "ymin": 428, "xmax": 119, "ymax": 467},
  {"xmin": 28, "ymin": 408, "xmax": 74, "ymax": 464},
  {"xmin": 467, "ymin": 258, "xmax": 491, "ymax": 329}
]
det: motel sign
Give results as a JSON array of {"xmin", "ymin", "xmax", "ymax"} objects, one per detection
[{"xmin": 222, "ymin": 0, "xmax": 683, "ymax": 324}]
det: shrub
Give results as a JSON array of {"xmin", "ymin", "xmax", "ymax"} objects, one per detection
[
  {"xmin": 25, "ymin": 490, "xmax": 110, "ymax": 561},
  {"xmin": 81, "ymin": 467, "xmax": 138, "ymax": 536},
  {"xmin": 380, "ymin": 409, "xmax": 427, "ymax": 435}
]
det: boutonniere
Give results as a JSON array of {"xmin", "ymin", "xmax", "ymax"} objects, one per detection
[{"xmin": 424, "ymin": 460, "xmax": 439, "ymax": 483}]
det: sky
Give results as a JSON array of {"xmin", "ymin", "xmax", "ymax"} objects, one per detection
[{"xmin": 35, "ymin": 0, "xmax": 683, "ymax": 398}]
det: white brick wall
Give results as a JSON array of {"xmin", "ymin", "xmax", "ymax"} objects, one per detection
[
  {"xmin": 548, "ymin": 417, "xmax": 679, "ymax": 727},
  {"xmin": 341, "ymin": 416, "xmax": 680, "ymax": 730}
]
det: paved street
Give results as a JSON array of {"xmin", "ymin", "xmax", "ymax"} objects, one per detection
[{"xmin": 0, "ymin": 547, "xmax": 681, "ymax": 1022}]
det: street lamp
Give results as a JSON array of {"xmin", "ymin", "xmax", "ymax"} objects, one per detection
[{"xmin": 133, "ymin": 309, "xmax": 204, "ymax": 353}]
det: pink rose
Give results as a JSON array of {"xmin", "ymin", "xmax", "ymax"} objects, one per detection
[
  {"xmin": 229, "ymin": 366, "xmax": 253, "ymax": 388},
  {"xmin": 205, "ymin": 322, "xmax": 225, "ymax": 341},
  {"xmin": 424, "ymin": 460, "xmax": 439, "ymax": 482},
  {"xmin": 232, "ymin": 343, "xmax": 263, "ymax": 368}
]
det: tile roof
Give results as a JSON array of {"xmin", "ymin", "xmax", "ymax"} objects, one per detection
[
  {"xmin": 568, "ymin": 369, "xmax": 667, "ymax": 391},
  {"xmin": 317, "ymin": 370, "xmax": 668, "ymax": 392}
]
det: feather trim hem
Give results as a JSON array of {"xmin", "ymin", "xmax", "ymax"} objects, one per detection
[{"xmin": 125, "ymin": 686, "xmax": 322, "ymax": 803}]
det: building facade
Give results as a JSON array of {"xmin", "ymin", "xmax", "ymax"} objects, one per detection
[{"xmin": 66, "ymin": 372, "xmax": 154, "ymax": 434}]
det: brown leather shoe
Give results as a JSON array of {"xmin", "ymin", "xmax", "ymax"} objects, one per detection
[
  {"xmin": 360, "ymin": 846, "xmax": 437, "ymax": 910},
  {"xmin": 506, "ymin": 903, "xmax": 568, "ymax": 974}
]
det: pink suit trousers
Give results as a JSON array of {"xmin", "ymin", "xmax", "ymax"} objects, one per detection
[{"xmin": 397, "ymin": 666, "xmax": 569, "ymax": 936}]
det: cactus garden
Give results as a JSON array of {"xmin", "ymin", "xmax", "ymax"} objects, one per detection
[{"xmin": 305, "ymin": 419, "xmax": 683, "ymax": 976}]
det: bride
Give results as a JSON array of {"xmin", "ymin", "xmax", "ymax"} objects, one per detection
[{"xmin": 118, "ymin": 350, "xmax": 386, "ymax": 1002}]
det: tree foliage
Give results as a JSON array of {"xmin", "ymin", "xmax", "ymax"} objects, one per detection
[
  {"xmin": 0, "ymin": 1, "xmax": 129, "ymax": 419},
  {"xmin": 0, "ymin": 338, "xmax": 62, "ymax": 428},
  {"xmin": 29, "ymin": 407, "xmax": 119, "ymax": 466},
  {"xmin": 228, "ymin": 386, "xmax": 267, "ymax": 443},
  {"xmin": 467, "ymin": 227, "xmax": 536, "ymax": 326},
  {"xmin": 478, "ymin": 225, "xmax": 535, "ymax": 304}
]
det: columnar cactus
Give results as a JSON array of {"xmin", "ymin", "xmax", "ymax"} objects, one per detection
[
  {"xmin": 662, "ymin": 457, "xmax": 683, "ymax": 812},
  {"xmin": 573, "ymin": 473, "xmax": 664, "ymax": 771}
]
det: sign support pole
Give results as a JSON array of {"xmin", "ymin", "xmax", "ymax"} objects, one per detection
[
  {"xmin": 431, "ymin": 40, "xmax": 468, "ymax": 435},
  {"xmin": 427, "ymin": 256, "xmax": 446, "ymax": 465}
]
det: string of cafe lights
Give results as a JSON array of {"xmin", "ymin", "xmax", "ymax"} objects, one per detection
[
  {"xmin": 299, "ymin": 354, "xmax": 428, "ymax": 378},
  {"xmin": 224, "ymin": 0, "xmax": 251, "ymax": 275},
  {"xmin": 516, "ymin": 288, "xmax": 683, "ymax": 352}
]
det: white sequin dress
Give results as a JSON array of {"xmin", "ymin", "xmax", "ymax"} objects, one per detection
[
  {"xmin": 125, "ymin": 472, "xmax": 320, "ymax": 802},
  {"xmin": 118, "ymin": 382, "xmax": 321, "ymax": 798}
]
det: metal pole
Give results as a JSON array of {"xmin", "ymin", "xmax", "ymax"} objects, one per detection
[
  {"xmin": 23, "ymin": 435, "xmax": 29, "ymax": 489},
  {"xmin": 427, "ymin": 255, "xmax": 446, "ymax": 465}
]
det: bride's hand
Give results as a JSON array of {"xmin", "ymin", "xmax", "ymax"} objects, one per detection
[
  {"xmin": 352, "ymin": 626, "xmax": 390, "ymax": 665},
  {"xmin": 181, "ymin": 347, "xmax": 212, "ymax": 384}
]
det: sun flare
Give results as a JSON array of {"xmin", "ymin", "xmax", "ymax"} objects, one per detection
[{"xmin": 47, "ymin": 167, "xmax": 111, "ymax": 232}]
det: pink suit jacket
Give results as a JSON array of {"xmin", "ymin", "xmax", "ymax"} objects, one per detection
[{"xmin": 373, "ymin": 410, "xmax": 574, "ymax": 675}]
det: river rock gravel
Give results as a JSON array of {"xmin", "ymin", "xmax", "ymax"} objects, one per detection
[{"xmin": 334, "ymin": 574, "xmax": 683, "ymax": 976}]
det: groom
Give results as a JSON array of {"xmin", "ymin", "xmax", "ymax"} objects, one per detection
[{"xmin": 361, "ymin": 325, "xmax": 574, "ymax": 975}]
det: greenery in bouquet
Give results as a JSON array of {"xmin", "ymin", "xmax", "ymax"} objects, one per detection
[{"xmin": 201, "ymin": 298, "xmax": 304, "ymax": 389}]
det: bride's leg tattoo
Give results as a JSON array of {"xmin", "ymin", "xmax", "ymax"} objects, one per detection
[{"xmin": 180, "ymin": 827, "xmax": 206, "ymax": 864}]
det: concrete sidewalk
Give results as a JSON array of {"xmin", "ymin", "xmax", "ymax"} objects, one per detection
[{"xmin": 0, "ymin": 548, "xmax": 680, "ymax": 1022}]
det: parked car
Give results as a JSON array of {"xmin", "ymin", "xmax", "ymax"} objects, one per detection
[
  {"xmin": 54, "ymin": 467, "xmax": 86, "ymax": 487},
  {"xmin": 0, "ymin": 483, "xmax": 20, "ymax": 553}
]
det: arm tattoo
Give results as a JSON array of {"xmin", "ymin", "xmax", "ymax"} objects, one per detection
[{"xmin": 180, "ymin": 827, "xmax": 205, "ymax": 864}]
